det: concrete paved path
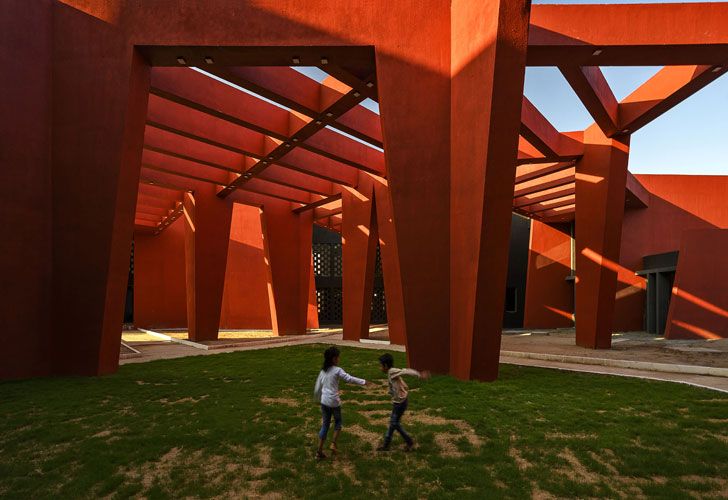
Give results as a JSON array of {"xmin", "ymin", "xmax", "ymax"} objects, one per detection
[{"xmin": 121, "ymin": 331, "xmax": 728, "ymax": 394}]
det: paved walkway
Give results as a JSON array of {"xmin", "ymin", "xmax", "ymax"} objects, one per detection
[{"xmin": 121, "ymin": 328, "xmax": 728, "ymax": 393}]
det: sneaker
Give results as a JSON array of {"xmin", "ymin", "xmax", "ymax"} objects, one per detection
[
  {"xmin": 376, "ymin": 444, "xmax": 390, "ymax": 452},
  {"xmin": 315, "ymin": 450, "xmax": 327, "ymax": 460},
  {"xmin": 404, "ymin": 441, "xmax": 415, "ymax": 452}
]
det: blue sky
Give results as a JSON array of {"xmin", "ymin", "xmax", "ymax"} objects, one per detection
[{"xmin": 296, "ymin": 0, "xmax": 728, "ymax": 175}]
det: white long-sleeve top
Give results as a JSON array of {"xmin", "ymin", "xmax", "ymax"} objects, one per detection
[
  {"xmin": 313, "ymin": 366, "xmax": 366, "ymax": 407},
  {"xmin": 386, "ymin": 368, "xmax": 422, "ymax": 403}
]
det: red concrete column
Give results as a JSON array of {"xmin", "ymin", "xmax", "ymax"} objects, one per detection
[
  {"xmin": 50, "ymin": 4, "xmax": 150, "ymax": 375},
  {"xmin": 183, "ymin": 187, "xmax": 233, "ymax": 341},
  {"xmin": 261, "ymin": 202, "xmax": 315, "ymax": 335},
  {"xmin": 575, "ymin": 125, "xmax": 630, "ymax": 348},
  {"xmin": 0, "ymin": 0, "xmax": 53, "ymax": 379},
  {"xmin": 134, "ymin": 219, "xmax": 187, "ymax": 329},
  {"xmin": 449, "ymin": 0, "xmax": 531, "ymax": 380},
  {"xmin": 341, "ymin": 182, "xmax": 377, "ymax": 341},
  {"xmin": 523, "ymin": 221, "xmax": 575, "ymax": 328},
  {"xmin": 376, "ymin": 47, "xmax": 451, "ymax": 374},
  {"xmin": 373, "ymin": 179, "xmax": 407, "ymax": 346},
  {"xmin": 220, "ymin": 203, "xmax": 272, "ymax": 330}
]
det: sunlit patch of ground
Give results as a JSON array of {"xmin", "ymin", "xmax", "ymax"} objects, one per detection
[{"xmin": 1, "ymin": 345, "xmax": 726, "ymax": 498}]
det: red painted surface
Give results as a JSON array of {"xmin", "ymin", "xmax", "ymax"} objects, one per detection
[
  {"xmin": 262, "ymin": 202, "xmax": 315, "ymax": 335},
  {"xmin": 5, "ymin": 0, "xmax": 728, "ymax": 380},
  {"xmin": 526, "ymin": 175, "xmax": 728, "ymax": 338},
  {"xmin": 449, "ymin": 0, "xmax": 531, "ymax": 381},
  {"xmin": 220, "ymin": 204, "xmax": 273, "ymax": 329},
  {"xmin": 615, "ymin": 175, "xmax": 728, "ymax": 332},
  {"xmin": 523, "ymin": 221, "xmax": 574, "ymax": 329},
  {"xmin": 342, "ymin": 182, "xmax": 377, "ymax": 342},
  {"xmin": 50, "ymin": 3, "xmax": 150, "ymax": 376},
  {"xmin": 665, "ymin": 229, "xmax": 728, "ymax": 340},
  {"xmin": 134, "ymin": 219, "xmax": 187, "ymax": 328},
  {"xmin": 0, "ymin": 0, "xmax": 53, "ymax": 379},
  {"xmin": 184, "ymin": 187, "xmax": 233, "ymax": 341},
  {"xmin": 574, "ymin": 126, "xmax": 630, "ymax": 349}
]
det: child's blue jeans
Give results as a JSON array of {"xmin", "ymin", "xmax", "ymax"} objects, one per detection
[
  {"xmin": 319, "ymin": 404, "xmax": 342, "ymax": 440},
  {"xmin": 383, "ymin": 398, "xmax": 413, "ymax": 446}
]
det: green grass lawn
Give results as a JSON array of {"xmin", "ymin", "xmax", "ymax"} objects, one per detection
[{"xmin": 1, "ymin": 345, "xmax": 727, "ymax": 499}]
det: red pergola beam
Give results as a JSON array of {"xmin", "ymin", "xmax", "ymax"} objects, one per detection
[
  {"xmin": 209, "ymin": 66, "xmax": 383, "ymax": 147},
  {"xmin": 514, "ymin": 184, "xmax": 575, "ymax": 209},
  {"xmin": 150, "ymin": 68, "xmax": 384, "ymax": 182},
  {"xmin": 148, "ymin": 95, "xmax": 359, "ymax": 188},
  {"xmin": 529, "ymin": 3, "xmax": 728, "ymax": 66},
  {"xmin": 515, "ymin": 161, "xmax": 575, "ymax": 184},
  {"xmin": 293, "ymin": 193, "xmax": 342, "ymax": 214},
  {"xmin": 514, "ymin": 168, "xmax": 576, "ymax": 198},
  {"xmin": 520, "ymin": 98, "xmax": 583, "ymax": 161},
  {"xmin": 618, "ymin": 64, "xmax": 728, "ymax": 134},
  {"xmin": 560, "ymin": 66, "xmax": 619, "ymax": 137}
]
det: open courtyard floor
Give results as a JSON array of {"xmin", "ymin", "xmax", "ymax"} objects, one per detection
[{"xmin": 1, "ymin": 344, "xmax": 727, "ymax": 499}]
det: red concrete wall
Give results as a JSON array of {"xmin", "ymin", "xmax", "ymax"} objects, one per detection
[
  {"xmin": 523, "ymin": 221, "xmax": 574, "ymax": 328},
  {"xmin": 134, "ymin": 219, "xmax": 187, "ymax": 328},
  {"xmin": 0, "ymin": 0, "xmax": 53, "ymax": 378},
  {"xmin": 665, "ymin": 229, "xmax": 728, "ymax": 339},
  {"xmin": 615, "ymin": 175, "xmax": 728, "ymax": 331},
  {"xmin": 526, "ymin": 175, "xmax": 728, "ymax": 334},
  {"xmin": 134, "ymin": 203, "xmax": 310, "ymax": 332},
  {"xmin": 220, "ymin": 204, "xmax": 272, "ymax": 329}
]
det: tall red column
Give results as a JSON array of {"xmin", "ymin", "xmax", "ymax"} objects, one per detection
[
  {"xmin": 449, "ymin": 0, "xmax": 531, "ymax": 380},
  {"xmin": 373, "ymin": 179, "xmax": 407, "ymax": 347},
  {"xmin": 575, "ymin": 125, "xmax": 630, "ymax": 348},
  {"xmin": 341, "ymin": 182, "xmax": 378, "ymax": 341},
  {"xmin": 183, "ymin": 186, "xmax": 233, "ymax": 341},
  {"xmin": 50, "ymin": 4, "xmax": 150, "ymax": 375},
  {"xmin": 376, "ymin": 42, "xmax": 451, "ymax": 374},
  {"xmin": 262, "ymin": 202, "xmax": 315, "ymax": 335},
  {"xmin": 134, "ymin": 219, "xmax": 188, "ymax": 329}
]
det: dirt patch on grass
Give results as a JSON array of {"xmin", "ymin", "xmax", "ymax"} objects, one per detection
[
  {"xmin": 409, "ymin": 413, "xmax": 483, "ymax": 451},
  {"xmin": 260, "ymin": 397, "xmax": 299, "ymax": 407},
  {"xmin": 508, "ymin": 434, "xmax": 534, "ymax": 471},
  {"xmin": 557, "ymin": 448, "xmax": 600, "ymax": 484},
  {"xmin": 346, "ymin": 424, "xmax": 381, "ymax": 444},
  {"xmin": 545, "ymin": 432, "xmax": 598, "ymax": 440},
  {"xmin": 157, "ymin": 395, "xmax": 209, "ymax": 405}
]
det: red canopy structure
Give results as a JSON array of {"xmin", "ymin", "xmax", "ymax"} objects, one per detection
[{"xmin": 2, "ymin": 0, "xmax": 727, "ymax": 380}]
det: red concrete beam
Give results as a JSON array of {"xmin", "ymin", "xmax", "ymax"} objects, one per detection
[
  {"xmin": 520, "ymin": 98, "xmax": 583, "ymax": 161},
  {"xmin": 529, "ymin": 3, "xmax": 728, "ymax": 66},
  {"xmin": 618, "ymin": 65, "xmax": 728, "ymax": 134},
  {"xmin": 514, "ymin": 168, "xmax": 576, "ymax": 198},
  {"xmin": 514, "ymin": 184, "xmax": 575, "ymax": 208},
  {"xmin": 515, "ymin": 161, "xmax": 575, "ymax": 184},
  {"xmin": 147, "ymin": 94, "xmax": 267, "ymax": 158},
  {"xmin": 209, "ymin": 66, "xmax": 383, "ymax": 148},
  {"xmin": 292, "ymin": 193, "xmax": 342, "ymax": 214},
  {"xmin": 560, "ymin": 66, "xmax": 619, "ymax": 137}
]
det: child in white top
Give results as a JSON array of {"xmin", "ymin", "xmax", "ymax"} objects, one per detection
[{"xmin": 313, "ymin": 346, "xmax": 366, "ymax": 459}]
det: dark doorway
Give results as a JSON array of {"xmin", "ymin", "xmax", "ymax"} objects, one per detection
[{"xmin": 638, "ymin": 251, "xmax": 678, "ymax": 335}]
